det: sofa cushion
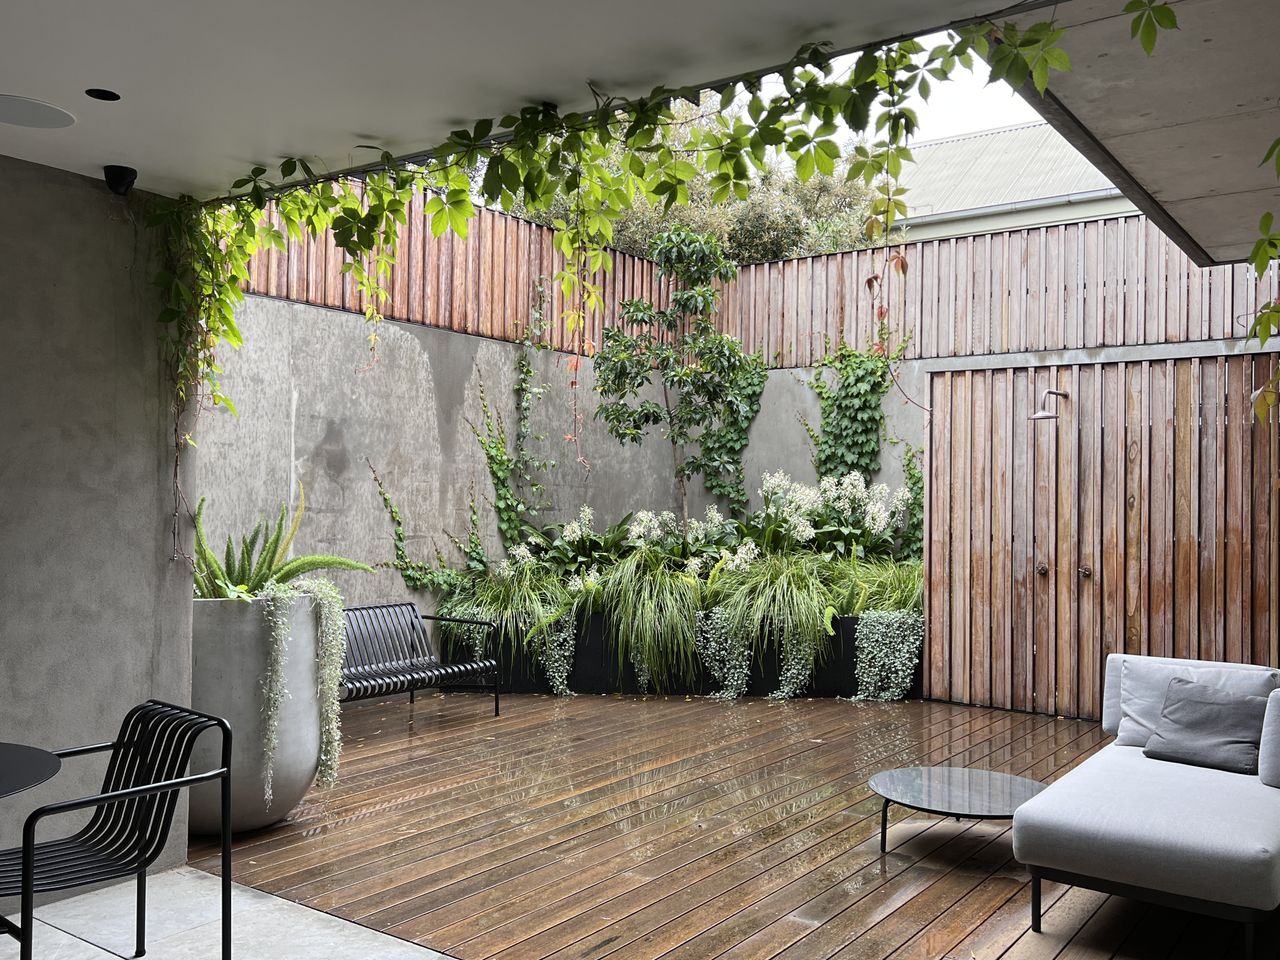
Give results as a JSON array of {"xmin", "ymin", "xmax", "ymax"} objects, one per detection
[
  {"xmin": 1263, "ymin": 691, "xmax": 1280, "ymax": 789},
  {"xmin": 1115, "ymin": 658, "xmax": 1279, "ymax": 746},
  {"xmin": 1143, "ymin": 677, "xmax": 1268, "ymax": 775},
  {"xmin": 1012, "ymin": 743, "xmax": 1280, "ymax": 911}
]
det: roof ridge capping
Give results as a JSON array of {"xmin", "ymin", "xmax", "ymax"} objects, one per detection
[{"xmin": 909, "ymin": 120, "xmax": 1049, "ymax": 150}]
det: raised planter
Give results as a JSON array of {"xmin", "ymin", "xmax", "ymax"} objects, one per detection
[
  {"xmin": 496, "ymin": 613, "xmax": 921, "ymax": 699},
  {"xmin": 189, "ymin": 597, "xmax": 321, "ymax": 834}
]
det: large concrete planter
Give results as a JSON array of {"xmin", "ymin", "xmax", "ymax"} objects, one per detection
[{"xmin": 189, "ymin": 596, "xmax": 320, "ymax": 834}]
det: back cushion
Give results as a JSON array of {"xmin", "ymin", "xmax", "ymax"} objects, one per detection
[
  {"xmin": 1115, "ymin": 658, "xmax": 1280, "ymax": 747},
  {"xmin": 1142, "ymin": 677, "xmax": 1269, "ymax": 774}
]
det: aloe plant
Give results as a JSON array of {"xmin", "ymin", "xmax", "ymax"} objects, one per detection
[{"xmin": 193, "ymin": 489, "xmax": 372, "ymax": 599}]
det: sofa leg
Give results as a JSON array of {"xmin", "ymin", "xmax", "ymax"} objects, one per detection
[
  {"xmin": 1030, "ymin": 875, "xmax": 1042, "ymax": 934},
  {"xmin": 1243, "ymin": 921, "xmax": 1255, "ymax": 960}
]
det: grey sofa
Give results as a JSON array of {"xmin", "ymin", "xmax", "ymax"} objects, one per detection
[{"xmin": 1013, "ymin": 654, "xmax": 1280, "ymax": 957}]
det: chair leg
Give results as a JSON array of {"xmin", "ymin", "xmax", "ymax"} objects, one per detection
[
  {"xmin": 221, "ymin": 771, "xmax": 233, "ymax": 960},
  {"xmin": 135, "ymin": 869, "xmax": 146, "ymax": 957},
  {"xmin": 21, "ymin": 844, "xmax": 35, "ymax": 960},
  {"xmin": 1030, "ymin": 874, "xmax": 1042, "ymax": 934},
  {"xmin": 1243, "ymin": 920, "xmax": 1255, "ymax": 960}
]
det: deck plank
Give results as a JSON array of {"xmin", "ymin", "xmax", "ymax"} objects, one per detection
[{"xmin": 190, "ymin": 694, "xmax": 1255, "ymax": 960}]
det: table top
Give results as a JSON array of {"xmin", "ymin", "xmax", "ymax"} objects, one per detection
[
  {"xmin": 868, "ymin": 765, "xmax": 1045, "ymax": 819},
  {"xmin": 0, "ymin": 742, "xmax": 61, "ymax": 799}
]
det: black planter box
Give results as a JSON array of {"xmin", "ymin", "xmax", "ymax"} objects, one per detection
[{"xmin": 498, "ymin": 612, "xmax": 922, "ymax": 699}]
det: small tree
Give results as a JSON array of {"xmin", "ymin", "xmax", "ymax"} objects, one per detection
[{"xmin": 594, "ymin": 226, "xmax": 766, "ymax": 517}]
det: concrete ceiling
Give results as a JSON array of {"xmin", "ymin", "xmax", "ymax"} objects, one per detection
[
  {"xmin": 0, "ymin": 0, "xmax": 1036, "ymax": 199},
  {"xmin": 1018, "ymin": 0, "xmax": 1280, "ymax": 265}
]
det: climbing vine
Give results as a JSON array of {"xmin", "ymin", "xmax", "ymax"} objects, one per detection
[
  {"xmin": 594, "ymin": 226, "xmax": 766, "ymax": 516},
  {"xmin": 472, "ymin": 283, "xmax": 556, "ymax": 549},
  {"xmin": 153, "ymin": 2, "xmax": 1194, "ymax": 479},
  {"xmin": 804, "ymin": 341, "xmax": 892, "ymax": 480},
  {"xmin": 899, "ymin": 445, "xmax": 925, "ymax": 560}
]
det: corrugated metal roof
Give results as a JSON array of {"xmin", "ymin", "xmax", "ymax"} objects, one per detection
[{"xmin": 901, "ymin": 122, "xmax": 1117, "ymax": 218}]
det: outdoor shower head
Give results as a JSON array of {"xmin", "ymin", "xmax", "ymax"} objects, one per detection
[{"xmin": 1029, "ymin": 388, "xmax": 1069, "ymax": 421}]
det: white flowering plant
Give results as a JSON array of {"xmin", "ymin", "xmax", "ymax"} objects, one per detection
[{"xmin": 741, "ymin": 470, "xmax": 911, "ymax": 560}]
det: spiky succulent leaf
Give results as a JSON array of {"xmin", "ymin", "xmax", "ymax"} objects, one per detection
[
  {"xmin": 275, "ymin": 482, "xmax": 305, "ymax": 567},
  {"xmin": 247, "ymin": 506, "xmax": 287, "ymax": 593},
  {"xmin": 271, "ymin": 555, "xmax": 374, "ymax": 584}
]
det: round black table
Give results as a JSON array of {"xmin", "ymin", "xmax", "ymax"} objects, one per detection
[
  {"xmin": 0, "ymin": 742, "xmax": 61, "ymax": 799},
  {"xmin": 868, "ymin": 765, "xmax": 1046, "ymax": 853}
]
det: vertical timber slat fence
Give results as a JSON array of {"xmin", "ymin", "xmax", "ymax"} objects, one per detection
[
  {"xmin": 242, "ymin": 203, "xmax": 1280, "ymax": 721},
  {"xmin": 927, "ymin": 356, "xmax": 1280, "ymax": 720}
]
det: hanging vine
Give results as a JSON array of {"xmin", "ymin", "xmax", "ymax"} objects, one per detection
[
  {"xmin": 255, "ymin": 576, "xmax": 347, "ymax": 805},
  {"xmin": 154, "ymin": 3, "xmax": 1194, "ymax": 518}
]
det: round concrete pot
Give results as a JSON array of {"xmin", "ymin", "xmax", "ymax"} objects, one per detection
[{"xmin": 189, "ymin": 596, "xmax": 321, "ymax": 834}]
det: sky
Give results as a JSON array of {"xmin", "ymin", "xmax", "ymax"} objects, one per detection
[{"xmin": 898, "ymin": 37, "xmax": 1043, "ymax": 142}]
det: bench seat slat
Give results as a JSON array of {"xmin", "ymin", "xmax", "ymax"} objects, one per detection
[{"xmin": 340, "ymin": 603, "xmax": 499, "ymax": 716}]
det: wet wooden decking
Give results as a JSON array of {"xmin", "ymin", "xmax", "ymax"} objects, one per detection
[{"xmin": 190, "ymin": 694, "xmax": 1260, "ymax": 959}]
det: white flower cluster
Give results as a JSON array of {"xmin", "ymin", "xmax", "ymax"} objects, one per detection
[
  {"xmin": 628, "ymin": 509, "xmax": 677, "ymax": 543},
  {"xmin": 561, "ymin": 504, "xmax": 595, "ymax": 542},
  {"xmin": 566, "ymin": 565, "xmax": 602, "ymax": 594},
  {"xmin": 510, "ymin": 542, "xmax": 535, "ymax": 565},
  {"xmin": 720, "ymin": 538, "xmax": 760, "ymax": 571},
  {"xmin": 760, "ymin": 471, "xmax": 822, "ymax": 543},
  {"xmin": 684, "ymin": 556, "xmax": 706, "ymax": 577},
  {"xmin": 818, "ymin": 472, "xmax": 868, "ymax": 514},
  {"xmin": 685, "ymin": 504, "xmax": 730, "ymax": 545}
]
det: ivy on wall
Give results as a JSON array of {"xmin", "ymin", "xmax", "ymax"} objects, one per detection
[{"xmin": 803, "ymin": 341, "xmax": 892, "ymax": 480}]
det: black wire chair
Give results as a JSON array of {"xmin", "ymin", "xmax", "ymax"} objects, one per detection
[{"xmin": 0, "ymin": 700, "xmax": 232, "ymax": 960}]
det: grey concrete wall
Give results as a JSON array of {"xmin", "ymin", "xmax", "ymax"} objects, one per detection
[
  {"xmin": 192, "ymin": 295, "xmax": 925, "ymax": 610},
  {"xmin": 0, "ymin": 155, "xmax": 192, "ymax": 873}
]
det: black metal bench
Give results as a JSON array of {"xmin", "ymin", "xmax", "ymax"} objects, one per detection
[{"xmin": 341, "ymin": 602, "xmax": 500, "ymax": 715}]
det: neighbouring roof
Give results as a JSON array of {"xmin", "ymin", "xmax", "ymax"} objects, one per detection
[{"xmin": 901, "ymin": 121, "xmax": 1120, "ymax": 220}]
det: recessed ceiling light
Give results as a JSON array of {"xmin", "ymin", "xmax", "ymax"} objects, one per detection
[
  {"xmin": 0, "ymin": 95, "xmax": 75, "ymax": 129},
  {"xmin": 85, "ymin": 88, "xmax": 121, "ymax": 102}
]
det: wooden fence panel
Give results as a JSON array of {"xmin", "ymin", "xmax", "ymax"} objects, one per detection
[{"xmin": 928, "ymin": 354, "xmax": 1280, "ymax": 720}]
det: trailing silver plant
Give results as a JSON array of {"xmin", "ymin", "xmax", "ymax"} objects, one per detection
[
  {"xmin": 535, "ymin": 616, "xmax": 578, "ymax": 697},
  {"xmin": 696, "ymin": 606, "xmax": 752, "ymax": 700},
  {"xmin": 771, "ymin": 633, "xmax": 822, "ymax": 701},
  {"xmin": 256, "ymin": 577, "xmax": 348, "ymax": 806},
  {"xmin": 853, "ymin": 609, "xmax": 925, "ymax": 701}
]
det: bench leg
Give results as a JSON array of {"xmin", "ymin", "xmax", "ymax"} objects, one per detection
[
  {"xmin": 409, "ymin": 689, "xmax": 415, "ymax": 704},
  {"xmin": 494, "ymin": 678, "xmax": 500, "ymax": 717},
  {"xmin": 1030, "ymin": 874, "xmax": 1042, "ymax": 934}
]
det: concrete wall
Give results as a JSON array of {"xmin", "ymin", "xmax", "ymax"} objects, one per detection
[
  {"xmin": 0, "ymin": 155, "xmax": 192, "ymax": 871},
  {"xmin": 192, "ymin": 295, "xmax": 925, "ymax": 609}
]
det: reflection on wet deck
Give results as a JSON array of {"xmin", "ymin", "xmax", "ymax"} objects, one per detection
[{"xmin": 190, "ymin": 694, "xmax": 1258, "ymax": 959}]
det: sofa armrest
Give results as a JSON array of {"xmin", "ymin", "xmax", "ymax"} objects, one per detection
[{"xmin": 1261, "ymin": 690, "xmax": 1280, "ymax": 788}]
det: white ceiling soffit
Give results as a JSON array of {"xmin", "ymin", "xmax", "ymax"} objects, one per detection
[
  {"xmin": 0, "ymin": 0, "xmax": 1055, "ymax": 199},
  {"xmin": 1016, "ymin": 0, "xmax": 1280, "ymax": 266}
]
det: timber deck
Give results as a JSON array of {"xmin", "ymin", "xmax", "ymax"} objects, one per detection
[{"xmin": 190, "ymin": 693, "xmax": 1262, "ymax": 959}]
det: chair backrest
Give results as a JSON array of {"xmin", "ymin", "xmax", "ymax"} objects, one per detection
[
  {"xmin": 343, "ymin": 602, "xmax": 436, "ymax": 670},
  {"xmin": 85, "ymin": 701, "xmax": 223, "ymax": 870},
  {"xmin": 1101, "ymin": 653, "xmax": 1280, "ymax": 735}
]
